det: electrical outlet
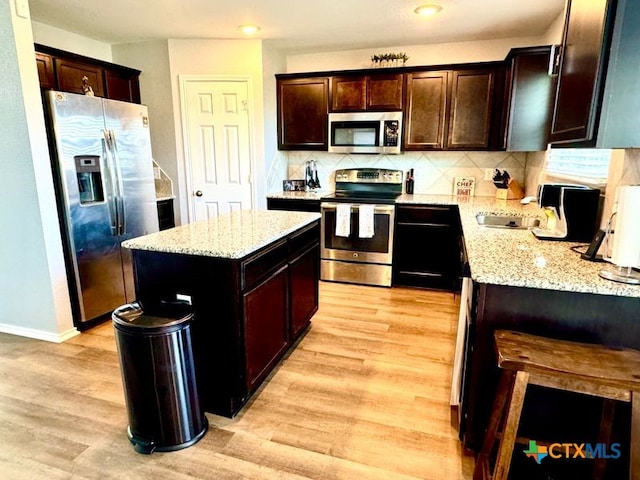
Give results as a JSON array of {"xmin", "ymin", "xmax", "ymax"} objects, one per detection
[{"xmin": 484, "ymin": 169, "xmax": 494, "ymax": 181}]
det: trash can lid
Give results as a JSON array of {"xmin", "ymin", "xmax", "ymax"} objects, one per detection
[{"xmin": 112, "ymin": 302, "xmax": 194, "ymax": 331}]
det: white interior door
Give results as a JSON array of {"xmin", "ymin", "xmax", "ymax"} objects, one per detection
[{"xmin": 182, "ymin": 78, "xmax": 253, "ymax": 221}]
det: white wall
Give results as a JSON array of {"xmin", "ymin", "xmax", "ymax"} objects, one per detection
[
  {"xmin": 31, "ymin": 21, "xmax": 112, "ymax": 62},
  {"xmin": 112, "ymin": 41, "xmax": 181, "ymax": 221},
  {"xmin": 285, "ymin": 10, "xmax": 567, "ymax": 74},
  {"xmin": 262, "ymin": 42, "xmax": 287, "ymax": 191},
  {"xmin": 1, "ymin": 2, "xmax": 76, "ymax": 341},
  {"xmin": 167, "ymin": 39, "xmax": 267, "ymax": 221},
  {"xmin": 287, "ymin": 36, "xmax": 543, "ymax": 73}
]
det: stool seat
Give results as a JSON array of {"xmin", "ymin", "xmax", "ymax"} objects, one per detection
[{"xmin": 473, "ymin": 329, "xmax": 640, "ymax": 480}]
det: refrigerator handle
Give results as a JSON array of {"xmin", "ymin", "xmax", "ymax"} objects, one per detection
[
  {"xmin": 102, "ymin": 131, "xmax": 119, "ymax": 236},
  {"xmin": 109, "ymin": 130, "xmax": 127, "ymax": 236}
]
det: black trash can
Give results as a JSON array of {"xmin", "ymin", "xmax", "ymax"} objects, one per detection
[{"xmin": 112, "ymin": 302, "xmax": 208, "ymax": 454}]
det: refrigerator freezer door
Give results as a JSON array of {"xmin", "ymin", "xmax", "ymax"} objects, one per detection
[
  {"xmin": 102, "ymin": 98, "xmax": 159, "ymax": 302},
  {"xmin": 47, "ymin": 91, "xmax": 128, "ymax": 323}
]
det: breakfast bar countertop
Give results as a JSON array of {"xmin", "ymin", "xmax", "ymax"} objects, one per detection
[{"xmin": 122, "ymin": 210, "xmax": 320, "ymax": 259}]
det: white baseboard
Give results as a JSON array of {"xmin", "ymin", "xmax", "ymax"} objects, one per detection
[{"xmin": 0, "ymin": 323, "xmax": 80, "ymax": 343}]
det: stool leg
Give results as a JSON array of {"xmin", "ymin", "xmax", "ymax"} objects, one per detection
[
  {"xmin": 631, "ymin": 392, "xmax": 640, "ymax": 480},
  {"xmin": 493, "ymin": 370, "xmax": 529, "ymax": 480},
  {"xmin": 593, "ymin": 399, "xmax": 615, "ymax": 480},
  {"xmin": 473, "ymin": 371, "xmax": 516, "ymax": 480}
]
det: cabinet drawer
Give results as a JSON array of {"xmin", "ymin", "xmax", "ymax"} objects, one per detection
[
  {"xmin": 242, "ymin": 239, "xmax": 288, "ymax": 291},
  {"xmin": 289, "ymin": 222, "xmax": 320, "ymax": 258},
  {"xmin": 396, "ymin": 205, "xmax": 455, "ymax": 225}
]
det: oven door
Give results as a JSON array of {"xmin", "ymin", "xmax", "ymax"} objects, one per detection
[{"xmin": 320, "ymin": 202, "xmax": 395, "ymax": 264}]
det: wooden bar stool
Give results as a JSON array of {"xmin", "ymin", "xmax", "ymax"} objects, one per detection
[{"xmin": 473, "ymin": 329, "xmax": 640, "ymax": 480}]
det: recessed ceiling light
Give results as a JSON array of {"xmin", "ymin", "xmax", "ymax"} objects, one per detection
[
  {"xmin": 414, "ymin": 4, "xmax": 443, "ymax": 16},
  {"xmin": 238, "ymin": 24, "xmax": 261, "ymax": 35}
]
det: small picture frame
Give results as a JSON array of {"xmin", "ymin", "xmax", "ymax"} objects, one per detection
[
  {"xmin": 283, "ymin": 180, "xmax": 306, "ymax": 192},
  {"xmin": 453, "ymin": 177, "xmax": 475, "ymax": 197}
]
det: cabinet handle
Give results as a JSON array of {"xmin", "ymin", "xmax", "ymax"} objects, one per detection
[{"xmin": 548, "ymin": 44, "xmax": 563, "ymax": 76}]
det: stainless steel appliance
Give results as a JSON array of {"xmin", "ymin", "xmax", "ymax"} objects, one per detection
[
  {"xmin": 328, "ymin": 112, "xmax": 402, "ymax": 154},
  {"xmin": 321, "ymin": 168, "xmax": 403, "ymax": 287},
  {"xmin": 46, "ymin": 90, "xmax": 159, "ymax": 327},
  {"xmin": 531, "ymin": 183, "xmax": 601, "ymax": 242}
]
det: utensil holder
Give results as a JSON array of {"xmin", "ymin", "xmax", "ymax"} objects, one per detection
[{"xmin": 495, "ymin": 179, "xmax": 524, "ymax": 200}]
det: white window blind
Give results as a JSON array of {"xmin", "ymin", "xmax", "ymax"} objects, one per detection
[{"xmin": 544, "ymin": 148, "xmax": 611, "ymax": 187}]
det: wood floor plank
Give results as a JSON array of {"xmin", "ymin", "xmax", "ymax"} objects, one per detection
[{"xmin": 0, "ymin": 281, "xmax": 474, "ymax": 479}]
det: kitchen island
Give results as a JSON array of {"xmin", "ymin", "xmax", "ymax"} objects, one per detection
[{"xmin": 122, "ymin": 210, "xmax": 321, "ymax": 417}]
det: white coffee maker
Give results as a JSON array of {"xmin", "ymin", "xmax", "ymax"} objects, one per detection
[{"xmin": 599, "ymin": 185, "xmax": 640, "ymax": 284}]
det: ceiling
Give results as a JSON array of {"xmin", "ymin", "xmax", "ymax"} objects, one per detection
[{"xmin": 28, "ymin": 0, "xmax": 566, "ymax": 54}]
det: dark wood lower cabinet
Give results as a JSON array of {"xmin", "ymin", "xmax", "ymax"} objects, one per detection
[
  {"xmin": 156, "ymin": 199, "xmax": 175, "ymax": 230},
  {"xmin": 244, "ymin": 265, "xmax": 289, "ymax": 390},
  {"xmin": 130, "ymin": 220, "xmax": 319, "ymax": 418},
  {"xmin": 392, "ymin": 205, "xmax": 461, "ymax": 291},
  {"xmin": 289, "ymin": 243, "xmax": 320, "ymax": 339}
]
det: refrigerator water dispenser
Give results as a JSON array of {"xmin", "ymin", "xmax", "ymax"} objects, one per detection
[{"xmin": 75, "ymin": 155, "xmax": 104, "ymax": 204}]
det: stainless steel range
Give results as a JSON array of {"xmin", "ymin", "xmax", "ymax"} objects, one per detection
[{"xmin": 320, "ymin": 168, "xmax": 403, "ymax": 287}]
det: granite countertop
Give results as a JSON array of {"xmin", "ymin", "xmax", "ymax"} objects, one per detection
[
  {"xmin": 266, "ymin": 191, "xmax": 639, "ymax": 298},
  {"xmin": 122, "ymin": 210, "xmax": 320, "ymax": 259},
  {"xmin": 403, "ymin": 195, "xmax": 640, "ymax": 298}
]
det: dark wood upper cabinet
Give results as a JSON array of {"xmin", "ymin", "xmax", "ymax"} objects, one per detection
[
  {"xmin": 330, "ymin": 73, "xmax": 402, "ymax": 112},
  {"xmin": 366, "ymin": 74, "xmax": 403, "ymax": 110},
  {"xmin": 404, "ymin": 66, "xmax": 499, "ymax": 151},
  {"xmin": 331, "ymin": 76, "xmax": 366, "ymax": 111},
  {"xmin": 105, "ymin": 69, "xmax": 142, "ymax": 104},
  {"xmin": 34, "ymin": 44, "xmax": 141, "ymax": 104},
  {"xmin": 54, "ymin": 58, "xmax": 105, "ymax": 97},
  {"xmin": 446, "ymin": 69, "xmax": 495, "ymax": 149},
  {"xmin": 278, "ymin": 62, "xmax": 500, "ymax": 151},
  {"xmin": 549, "ymin": 0, "xmax": 613, "ymax": 144},
  {"xmin": 403, "ymin": 71, "xmax": 449, "ymax": 149},
  {"xmin": 277, "ymin": 77, "xmax": 329, "ymax": 150},
  {"xmin": 35, "ymin": 53, "xmax": 55, "ymax": 89},
  {"xmin": 503, "ymin": 46, "xmax": 554, "ymax": 151}
]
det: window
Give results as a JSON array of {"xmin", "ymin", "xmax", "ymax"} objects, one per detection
[{"xmin": 543, "ymin": 148, "xmax": 612, "ymax": 187}]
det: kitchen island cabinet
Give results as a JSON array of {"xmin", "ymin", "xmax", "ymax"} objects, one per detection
[{"xmin": 122, "ymin": 211, "xmax": 320, "ymax": 418}]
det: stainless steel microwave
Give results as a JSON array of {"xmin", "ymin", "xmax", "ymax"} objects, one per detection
[{"xmin": 328, "ymin": 111, "xmax": 402, "ymax": 154}]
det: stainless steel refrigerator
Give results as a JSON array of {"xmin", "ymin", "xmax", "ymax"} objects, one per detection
[{"xmin": 46, "ymin": 90, "xmax": 159, "ymax": 327}]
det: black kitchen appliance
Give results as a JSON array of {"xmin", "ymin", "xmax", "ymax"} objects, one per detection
[{"xmin": 532, "ymin": 183, "xmax": 601, "ymax": 242}]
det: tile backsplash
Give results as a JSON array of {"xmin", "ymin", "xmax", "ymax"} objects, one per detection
[{"xmin": 268, "ymin": 150, "xmax": 527, "ymax": 196}]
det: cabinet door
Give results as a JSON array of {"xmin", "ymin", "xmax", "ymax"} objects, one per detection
[
  {"xmin": 105, "ymin": 69, "xmax": 141, "ymax": 103},
  {"xmin": 504, "ymin": 47, "xmax": 554, "ymax": 151},
  {"xmin": 403, "ymin": 71, "xmax": 449, "ymax": 150},
  {"xmin": 392, "ymin": 206, "xmax": 460, "ymax": 290},
  {"xmin": 446, "ymin": 69, "xmax": 494, "ymax": 149},
  {"xmin": 243, "ymin": 265, "xmax": 289, "ymax": 390},
  {"xmin": 367, "ymin": 74, "xmax": 403, "ymax": 110},
  {"xmin": 331, "ymin": 76, "xmax": 366, "ymax": 111},
  {"xmin": 550, "ymin": 0, "xmax": 612, "ymax": 144},
  {"xmin": 277, "ymin": 77, "xmax": 329, "ymax": 150},
  {"xmin": 54, "ymin": 58, "xmax": 105, "ymax": 97},
  {"xmin": 35, "ymin": 53, "xmax": 55, "ymax": 89},
  {"xmin": 290, "ymin": 243, "xmax": 319, "ymax": 340}
]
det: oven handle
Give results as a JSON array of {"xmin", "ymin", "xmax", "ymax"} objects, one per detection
[{"xmin": 320, "ymin": 202, "xmax": 396, "ymax": 214}]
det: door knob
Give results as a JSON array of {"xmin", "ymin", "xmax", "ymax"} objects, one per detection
[{"xmin": 195, "ymin": 190, "xmax": 203, "ymax": 197}]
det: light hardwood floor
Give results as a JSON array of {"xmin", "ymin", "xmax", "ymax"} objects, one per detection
[{"xmin": 0, "ymin": 282, "xmax": 475, "ymax": 479}]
